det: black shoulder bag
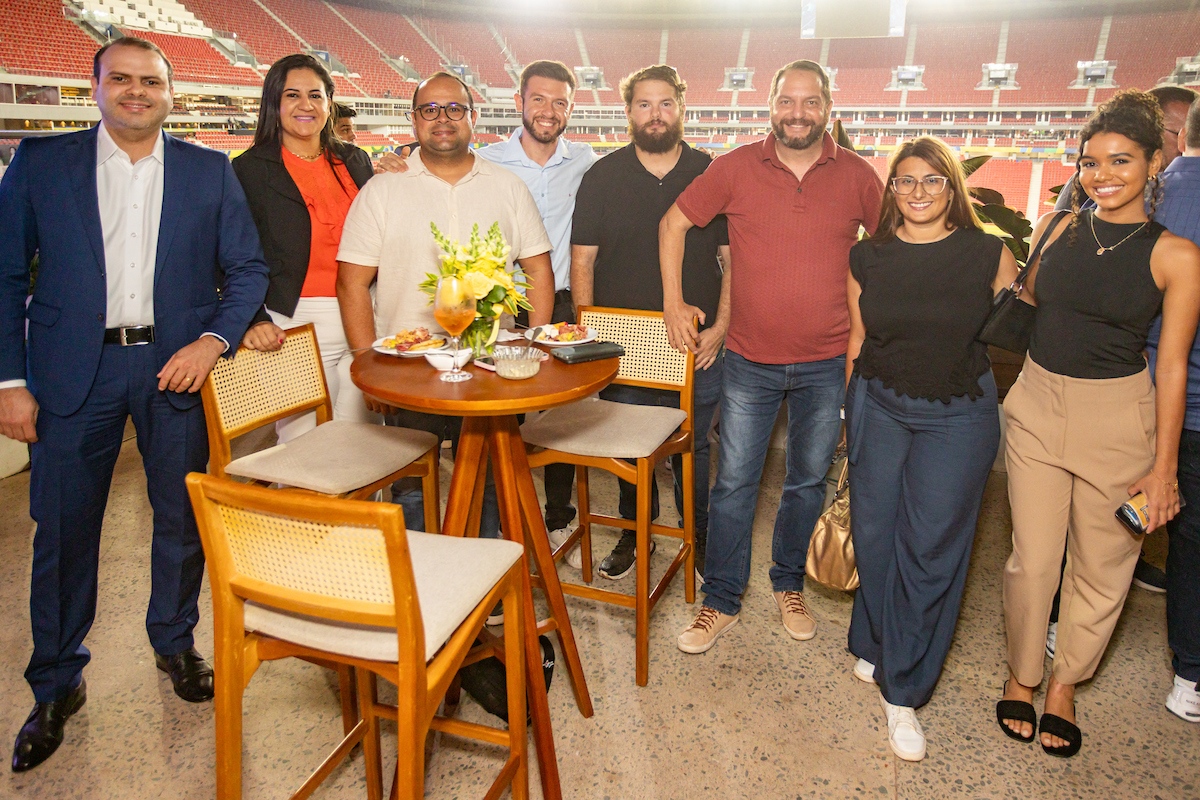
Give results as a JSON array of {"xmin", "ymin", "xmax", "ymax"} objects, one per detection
[{"xmin": 977, "ymin": 210, "xmax": 1070, "ymax": 354}]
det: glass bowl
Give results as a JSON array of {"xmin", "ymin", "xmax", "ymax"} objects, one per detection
[{"xmin": 492, "ymin": 345, "xmax": 542, "ymax": 380}]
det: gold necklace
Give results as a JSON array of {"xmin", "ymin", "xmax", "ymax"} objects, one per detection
[
  {"xmin": 1090, "ymin": 212, "xmax": 1148, "ymax": 256},
  {"xmin": 284, "ymin": 144, "xmax": 324, "ymax": 161}
]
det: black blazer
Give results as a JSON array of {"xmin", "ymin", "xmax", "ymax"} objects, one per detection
[{"xmin": 232, "ymin": 141, "xmax": 374, "ymax": 324}]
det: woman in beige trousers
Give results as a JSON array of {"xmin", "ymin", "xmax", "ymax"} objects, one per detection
[{"xmin": 997, "ymin": 91, "xmax": 1200, "ymax": 757}]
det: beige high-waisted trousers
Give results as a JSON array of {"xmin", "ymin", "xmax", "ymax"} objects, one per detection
[{"xmin": 1002, "ymin": 355, "xmax": 1153, "ymax": 686}]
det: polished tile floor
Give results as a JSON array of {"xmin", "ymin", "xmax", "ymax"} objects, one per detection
[{"xmin": 0, "ymin": 429, "xmax": 1196, "ymax": 799}]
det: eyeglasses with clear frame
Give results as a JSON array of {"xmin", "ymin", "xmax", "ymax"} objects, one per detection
[
  {"xmin": 406, "ymin": 103, "xmax": 470, "ymax": 122},
  {"xmin": 890, "ymin": 175, "xmax": 950, "ymax": 195}
]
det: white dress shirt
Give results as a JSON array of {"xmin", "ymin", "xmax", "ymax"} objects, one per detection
[{"xmin": 97, "ymin": 122, "xmax": 164, "ymax": 328}]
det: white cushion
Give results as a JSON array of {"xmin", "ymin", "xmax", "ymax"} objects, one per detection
[
  {"xmin": 520, "ymin": 398, "xmax": 686, "ymax": 458},
  {"xmin": 225, "ymin": 420, "xmax": 437, "ymax": 495},
  {"xmin": 243, "ymin": 532, "xmax": 523, "ymax": 662}
]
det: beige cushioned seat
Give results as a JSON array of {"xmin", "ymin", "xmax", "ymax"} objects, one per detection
[
  {"xmin": 243, "ymin": 531, "xmax": 523, "ymax": 662},
  {"xmin": 224, "ymin": 420, "xmax": 438, "ymax": 495},
  {"xmin": 520, "ymin": 397, "xmax": 687, "ymax": 459}
]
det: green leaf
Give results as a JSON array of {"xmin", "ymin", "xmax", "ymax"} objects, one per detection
[
  {"xmin": 969, "ymin": 186, "xmax": 1006, "ymax": 206},
  {"xmin": 1002, "ymin": 236, "xmax": 1027, "ymax": 264},
  {"xmin": 979, "ymin": 203, "xmax": 1034, "ymax": 260},
  {"xmin": 483, "ymin": 285, "xmax": 506, "ymax": 305},
  {"xmin": 960, "ymin": 155, "xmax": 991, "ymax": 179},
  {"xmin": 832, "ymin": 119, "xmax": 855, "ymax": 152}
]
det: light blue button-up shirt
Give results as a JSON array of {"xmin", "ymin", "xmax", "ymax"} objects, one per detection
[
  {"xmin": 478, "ymin": 128, "xmax": 598, "ymax": 292},
  {"xmin": 1146, "ymin": 156, "xmax": 1200, "ymax": 430}
]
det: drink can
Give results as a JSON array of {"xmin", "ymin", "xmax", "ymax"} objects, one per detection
[
  {"xmin": 1115, "ymin": 491, "xmax": 1187, "ymax": 535},
  {"xmin": 1115, "ymin": 492, "xmax": 1151, "ymax": 535}
]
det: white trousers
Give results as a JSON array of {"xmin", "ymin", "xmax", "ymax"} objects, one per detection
[{"xmin": 269, "ymin": 297, "xmax": 380, "ymax": 443}]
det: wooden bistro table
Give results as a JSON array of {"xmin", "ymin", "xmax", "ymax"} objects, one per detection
[{"xmin": 352, "ymin": 347, "xmax": 616, "ymax": 800}]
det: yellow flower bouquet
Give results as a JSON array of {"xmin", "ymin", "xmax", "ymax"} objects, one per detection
[{"xmin": 419, "ymin": 221, "xmax": 531, "ymax": 355}]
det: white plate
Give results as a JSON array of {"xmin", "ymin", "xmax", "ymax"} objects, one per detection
[
  {"xmin": 372, "ymin": 335, "xmax": 448, "ymax": 357},
  {"xmin": 535, "ymin": 326, "xmax": 597, "ymax": 347}
]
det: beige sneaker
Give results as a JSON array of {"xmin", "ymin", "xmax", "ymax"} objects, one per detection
[
  {"xmin": 774, "ymin": 591, "xmax": 816, "ymax": 640},
  {"xmin": 547, "ymin": 526, "xmax": 582, "ymax": 570},
  {"xmin": 677, "ymin": 606, "xmax": 739, "ymax": 654}
]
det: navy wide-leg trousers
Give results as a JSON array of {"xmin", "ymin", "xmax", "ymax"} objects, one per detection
[{"xmin": 846, "ymin": 372, "xmax": 999, "ymax": 708}]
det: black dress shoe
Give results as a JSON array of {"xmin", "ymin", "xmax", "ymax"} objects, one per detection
[
  {"xmin": 12, "ymin": 680, "xmax": 86, "ymax": 772},
  {"xmin": 155, "ymin": 647, "xmax": 214, "ymax": 703}
]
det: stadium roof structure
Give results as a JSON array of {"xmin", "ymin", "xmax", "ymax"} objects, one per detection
[{"xmin": 352, "ymin": 0, "xmax": 1198, "ymax": 24}]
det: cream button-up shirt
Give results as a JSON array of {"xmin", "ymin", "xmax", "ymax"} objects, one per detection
[{"xmin": 337, "ymin": 152, "xmax": 551, "ymax": 338}]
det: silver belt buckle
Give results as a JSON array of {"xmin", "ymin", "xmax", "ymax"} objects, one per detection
[{"xmin": 121, "ymin": 326, "xmax": 151, "ymax": 346}]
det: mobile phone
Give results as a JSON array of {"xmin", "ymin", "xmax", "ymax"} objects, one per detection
[{"xmin": 474, "ymin": 355, "xmax": 496, "ymax": 371}]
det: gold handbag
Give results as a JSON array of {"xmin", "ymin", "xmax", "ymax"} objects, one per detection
[{"xmin": 806, "ymin": 456, "xmax": 859, "ymax": 591}]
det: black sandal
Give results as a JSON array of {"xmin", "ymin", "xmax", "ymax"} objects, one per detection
[
  {"xmin": 996, "ymin": 681, "xmax": 1037, "ymax": 743},
  {"xmin": 1038, "ymin": 710, "xmax": 1082, "ymax": 758}
]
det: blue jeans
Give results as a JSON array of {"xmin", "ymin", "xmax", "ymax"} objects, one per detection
[
  {"xmin": 1167, "ymin": 428, "xmax": 1200, "ymax": 682},
  {"xmin": 385, "ymin": 409, "xmax": 500, "ymax": 538},
  {"xmin": 702, "ymin": 351, "xmax": 845, "ymax": 616},
  {"xmin": 599, "ymin": 353, "xmax": 723, "ymax": 537},
  {"xmin": 845, "ymin": 373, "xmax": 999, "ymax": 708}
]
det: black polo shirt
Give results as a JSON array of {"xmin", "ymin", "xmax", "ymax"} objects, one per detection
[{"xmin": 572, "ymin": 143, "xmax": 727, "ymax": 327}]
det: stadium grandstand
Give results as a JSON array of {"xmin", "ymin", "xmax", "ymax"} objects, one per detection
[{"xmin": 1, "ymin": 0, "xmax": 1198, "ymax": 215}]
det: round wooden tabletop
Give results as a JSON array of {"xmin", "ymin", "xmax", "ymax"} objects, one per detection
[{"xmin": 351, "ymin": 348, "xmax": 619, "ymax": 417}]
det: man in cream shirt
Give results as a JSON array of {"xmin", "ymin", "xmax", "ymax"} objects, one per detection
[{"xmin": 337, "ymin": 70, "xmax": 552, "ymax": 536}]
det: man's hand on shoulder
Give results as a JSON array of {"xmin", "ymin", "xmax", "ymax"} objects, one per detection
[
  {"xmin": 157, "ymin": 335, "xmax": 227, "ymax": 393},
  {"xmin": 374, "ymin": 147, "xmax": 412, "ymax": 174},
  {"xmin": 0, "ymin": 387, "xmax": 39, "ymax": 443}
]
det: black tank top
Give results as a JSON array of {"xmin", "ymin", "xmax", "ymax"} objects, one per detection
[
  {"xmin": 850, "ymin": 228, "xmax": 1002, "ymax": 402},
  {"xmin": 1029, "ymin": 210, "xmax": 1165, "ymax": 379}
]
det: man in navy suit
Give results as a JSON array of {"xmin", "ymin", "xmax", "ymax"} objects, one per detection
[{"xmin": 0, "ymin": 38, "xmax": 267, "ymax": 772}]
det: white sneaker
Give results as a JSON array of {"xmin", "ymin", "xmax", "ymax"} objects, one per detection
[
  {"xmin": 853, "ymin": 658, "xmax": 876, "ymax": 685},
  {"xmin": 1045, "ymin": 622, "xmax": 1058, "ymax": 660},
  {"xmin": 547, "ymin": 527, "xmax": 582, "ymax": 569},
  {"xmin": 880, "ymin": 695, "xmax": 926, "ymax": 761},
  {"xmin": 1165, "ymin": 674, "xmax": 1200, "ymax": 722}
]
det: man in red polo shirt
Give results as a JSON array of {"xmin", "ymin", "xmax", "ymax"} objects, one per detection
[{"xmin": 660, "ymin": 59, "xmax": 883, "ymax": 654}]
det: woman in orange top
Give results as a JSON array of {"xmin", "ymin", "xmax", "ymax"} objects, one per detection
[{"xmin": 233, "ymin": 54, "xmax": 375, "ymax": 441}]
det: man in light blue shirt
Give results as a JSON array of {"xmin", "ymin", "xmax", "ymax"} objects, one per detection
[
  {"xmin": 1145, "ymin": 96, "xmax": 1200, "ymax": 723},
  {"xmin": 478, "ymin": 60, "xmax": 598, "ymax": 559}
]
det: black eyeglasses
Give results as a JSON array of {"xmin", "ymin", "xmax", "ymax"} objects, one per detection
[
  {"xmin": 890, "ymin": 175, "xmax": 950, "ymax": 195},
  {"xmin": 406, "ymin": 102, "xmax": 470, "ymax": 122}
]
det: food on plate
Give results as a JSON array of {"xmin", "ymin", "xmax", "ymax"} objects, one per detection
[
  {"xmin": 538, "ymin": 322, "xmax": 589, "ymax": 342},
  {"xmin": 382, "ymin": 327, "xmax": 445, "ymax": 353}
]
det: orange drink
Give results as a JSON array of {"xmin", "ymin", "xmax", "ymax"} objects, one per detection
[{"xmin": 434, "ymin": 306, "xmax": 475, "ymax": 337}]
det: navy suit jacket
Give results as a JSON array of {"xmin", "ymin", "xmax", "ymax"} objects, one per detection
[{"xmin": 0, "ymin": 128, "xmax": 268, "ymax": 417}]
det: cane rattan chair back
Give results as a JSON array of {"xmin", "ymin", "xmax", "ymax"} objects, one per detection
[
  {"xmin": 582, "ymin": 308, "xmax": 689, "ymax": 392},
  {"xmin": 522, "ymin": 307, "xmax": 696, "ymax": 685},
  {"xmin": 202, "ymin": 324, "xmax": 331, "ymax": 473},
  {"xmin": 187, "ymin": 473, "xmax": 529, "ymax": 800},
  {"xmin": 199, "ymin": 324, "xmax": 440, "ymax": 531}
]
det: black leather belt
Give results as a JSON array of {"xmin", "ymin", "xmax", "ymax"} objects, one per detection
[{"xmin": 103, "ymin": 325, "xmax": 155, "ymax": 346}]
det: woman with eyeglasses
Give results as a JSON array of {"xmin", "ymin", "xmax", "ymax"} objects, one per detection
[
  {"xmin": 231, "ymin": 54, "xmax": 379, "ymax": 441},
  {"xmin": 997, "ymin": 91, "xmax": 1200, "ymax": 758},
  {"xmin": 845, "ymin": 136, "xmax": 1019, "ymax": 761}
]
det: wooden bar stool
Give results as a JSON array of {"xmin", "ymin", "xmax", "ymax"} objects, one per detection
[
  {"xmin": 187, "ymin": 474, "xmax": 529, "ymax": 800},
  {"xmin": 522, "ymin": 307, "xmax": 697, "ymax": 686}
]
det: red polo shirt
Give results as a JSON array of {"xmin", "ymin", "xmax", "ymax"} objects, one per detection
[{"xmin": 676, "ymin": 132, "xmax": 883, "ymax": 364}]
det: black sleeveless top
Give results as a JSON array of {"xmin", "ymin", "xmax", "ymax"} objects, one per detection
[
  {"xmin": 1029, "ymin": 211, "xmax": 1165, "ymax": 379},
  {"xmin": 850, "ymin": 228, "xmax": 1002, "ymax": 403}
]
